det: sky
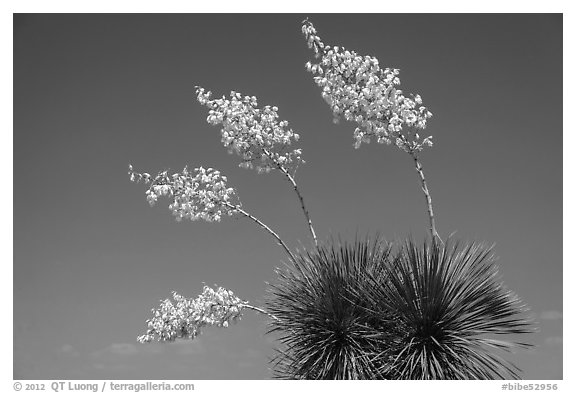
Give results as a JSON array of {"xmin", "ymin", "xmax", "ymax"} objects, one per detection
[{"xmin": 13, "ymin": 13, "xmax": 563, "ymax": 379}]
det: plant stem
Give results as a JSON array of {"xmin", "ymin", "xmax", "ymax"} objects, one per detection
[
  {"xmin": 242, "ymin": 304, "xmax": 280, "ymax": 322},
  {"xmin": 410, "ymin": 152, "xmax": 443, "ymax": 245},
  {"xmin": 243, "ymin": 303, "xmax": 299, "ymax": 336},
  {"xmin": 277, "ymin": 166, "xmax": 318, "ymax": 246},
  {"xmin": 224, "ymin": 202, "xmax": 296, "ymax": 260},
  {"xmin": 260, "ymin": 147, "xmax": 318, "ymax": 246}
]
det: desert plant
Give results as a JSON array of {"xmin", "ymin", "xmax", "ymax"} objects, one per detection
[
  {"xmin": 266, "ymin": 236, "xmax": 400, "ymax": 379},
  {"xmin": 265, "ymin": 236, "xmax": 533, "ymax": 380},
  {"xmin": 128, "ymin": 17, "xmax": 534, "ymax": 380},
  {"xmin": 357, "ymin": 239, "xmax": 534, "ymax": 379}
]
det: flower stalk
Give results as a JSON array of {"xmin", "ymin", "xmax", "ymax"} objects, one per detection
[
  {"xmin": 243, "ymin": 304, "xmax": 280, "ymax": 322},
  {"xmin": 224, "ymin": 202, "xmax": 296, "ymax": 260},
  {"xmin": 277, "ymin": 165, "xmax": 317, "ymax": 246},
  {"xmin": 302, "ymin": 19, "xmax": 441, "ymax": 242},
  {"xmin": 411, "ymin": 153, "xmax": 442, "ymax": 244},
  {"xmin": 128, "ymin": 164, "xmax": 296, "ymax": 260},
  {"xmin": 196, "ymin": 87, "xmax": 318, "ymax": 247}
]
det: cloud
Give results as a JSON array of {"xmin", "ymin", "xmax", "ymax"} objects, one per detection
[
  {"xmin": 170, "ymin": 339, "xmax": 205, "ymax": 355},
  {"xmin": 140, "ymin": 343, "xmax": 164, "ymax": 354},
  {"xmin": 540, "ymin": 310, "xmax": 563, "ymax": 320},
  {"xmin": 107, "ymin": 343, "xmax": 139, "ymax": 355},
  {"xmin": 92, "ymin": 343, "xmax": 139, "ymax": 357},
  {"xmin": 91, "ymin": 342, "xmax": 167, "ymax": 359},
  {"xmin": 59, "ymin": 344, "xmax": 80, "ymax": 357},
  {"xmin": 544, "ymin": 336, "xmax": 563, "ymax": 346}
]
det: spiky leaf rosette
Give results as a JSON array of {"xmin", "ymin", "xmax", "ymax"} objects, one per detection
[
  {"xmin": 359, "ymin": 239, "xmax": 534, "ymax": 380},
  {"xmin": 266, "ymin": 236, "xmax": 401, "ymax": 379}
]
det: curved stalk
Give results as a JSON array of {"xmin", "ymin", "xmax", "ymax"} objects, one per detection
[
  {"xmin": 260, "ymin": 147, "xmax": 318, "ymax": 246},
  {"xmin": 242, "ymin": 304, "xmax": 280, "ymax": 322},
  {"xmin": 224, "ymin": 202, "xmax": 296, "ymax": 260},
  {"xmin": 277, "ymin": 166, "xmax": 318, "ymax": 246},
  {"xmin": 410, "ymin": 152, "xmax": 443, "ymax": 245},
  {"xmin": 243, "ymin": 303, "xmax": 299, "ymax": 336}
]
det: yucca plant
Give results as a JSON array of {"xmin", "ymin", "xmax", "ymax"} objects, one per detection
[
  {"xmin": 267, "ymin": 237, "xmax": 533, "ymax": 379},
  {"xmin": 129, "ymin": 18, "xmax": 536, "ymax": 381},
  {"xmin": 266, "ymin": 236, "xmax": 401, "ymax": 379},
  {"xmin": 357, "ymin": 239, "xmax": 534, "ymax": 379}
]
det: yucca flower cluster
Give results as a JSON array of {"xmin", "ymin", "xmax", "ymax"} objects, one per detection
[
  {"xmin": 195, "ymin": 86, "xmax": 318, "ymax": 244},
  {"xmin": 137, "ymin": 286, "xmax": 247, "ymax": 343},
  {"xmin": 302, "ymin": 19, "xmax": 433, "ymax": 153},
  {"xmin": 302, "ymin": 19, "xmax": 440, "ymax": 242},
  {"xmin": 128, "ymin": 165, "xmax": 240, "ymax": 223},
  {"xmin": 196, "ymin": 87, "xmax": 304, "ymax": 174}
]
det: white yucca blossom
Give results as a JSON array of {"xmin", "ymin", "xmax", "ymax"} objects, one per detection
[
  {"xmin": 129, "ymin": 164, "xmax": 296, "ymax": 257},
  {"xmin": 196, "ymin": 87, "xmax": 304, "ymax": 174},
  {"xmin": 302, "ymin": 19, "xmax": 442, "ymax": 243},
  {"xmin": 302, "ymin": 19, "xmax": 433, "ymax": 153},
  {"xmin": 137, "ymin": 286, "xmax": 248, "ymax": 343},
  {"xmin": 128, "ymin": 165, "xmax": 240, "ymax": 223}
]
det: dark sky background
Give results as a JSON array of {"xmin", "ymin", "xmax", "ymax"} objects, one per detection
[{"xmin": 13, "ymin": 14, "xmax": 562, "ymax": 379}]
